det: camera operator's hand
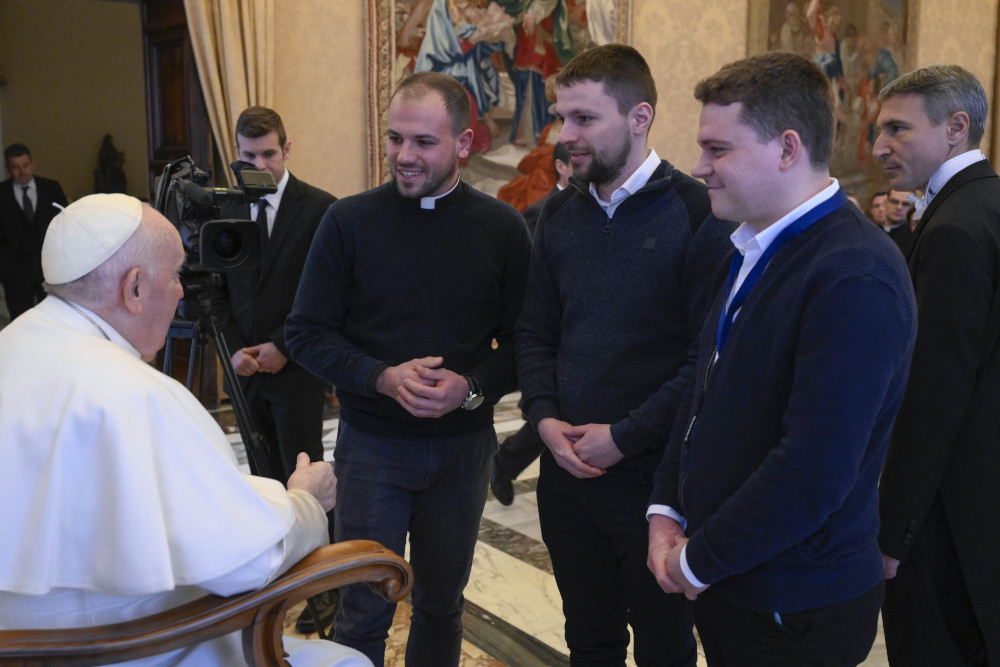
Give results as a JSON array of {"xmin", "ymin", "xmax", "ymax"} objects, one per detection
[
  {"xmin": 249, "ymin": 342, "xmax": 288, "ymax": 374},
  {"xmin": 232, "ymin": 348, "xmax": 261, "ymax": 376},
  {"xmin": 287, "ymin": 452, "xmax": 336, "ymax": 512}
]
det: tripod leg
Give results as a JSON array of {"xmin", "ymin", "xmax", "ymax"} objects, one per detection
[{"xmin": 206, "ymin": 317, "xmax": 275, "ymax": 479}]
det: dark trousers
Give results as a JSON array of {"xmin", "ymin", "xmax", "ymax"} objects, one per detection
[
  {"xmin": 694, "ymin": 582, "xmax": 883, "ymax": 667},
  {"xmin": 242, "ymin": 371, "xmax": 325, "ymax": 481},
  {"xmin": 883, "ymin": 498, "xmax": 988, "ymax": 666},
  {"xmin": 537, "ymin": 452, "xmax": 697, "ymax": 667},
  {"xmin": 332, "ymin": 419, "xmax": 496, "ymax": 667},
  {"xmin": 495, "ymin": 422, "xmax": 545, "ymax": 479}
]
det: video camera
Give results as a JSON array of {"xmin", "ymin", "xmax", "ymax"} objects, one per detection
[
  {"xmin": 154, "ymin": 155, "xmax": 276, "ymax": 272},
  {"xmin": 153, "ymin": 156, "xmax": 276, "ymax": 317}
]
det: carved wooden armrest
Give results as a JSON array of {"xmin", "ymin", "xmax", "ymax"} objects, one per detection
[{"xmin": 0, "ymin": 539, "xmax": 412, "ymax": 666}]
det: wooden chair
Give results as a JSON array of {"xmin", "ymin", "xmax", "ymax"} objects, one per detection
[{"xmin": 0, "ymin": 540, "xmax": 412, "ymax": 666}]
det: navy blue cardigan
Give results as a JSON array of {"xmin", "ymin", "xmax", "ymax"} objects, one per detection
[{"xmin": 651, "ymin": 199, "xmax": 917, "ymax": 612}]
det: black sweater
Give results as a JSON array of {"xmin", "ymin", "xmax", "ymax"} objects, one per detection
[
  {"xmin": 286, "ymin": 181, "xmax": 531, "ymax": 438},
  {"xmin": 515, "ymin": 161, "xmax": 734, "ymax": 470}
]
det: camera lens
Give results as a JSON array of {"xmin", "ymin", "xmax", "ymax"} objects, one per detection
[{"xmin": 212, "ymin": 229, "xmax": 243, "ymax": 261}]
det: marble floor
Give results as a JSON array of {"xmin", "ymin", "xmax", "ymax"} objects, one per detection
[{"xmin": 218, "ymin": 392, "xmax": 890, "ymax": 667}]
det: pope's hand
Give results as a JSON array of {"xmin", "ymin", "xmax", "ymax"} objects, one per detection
[{"xmin": 287, "ymin": 452, "xmax": 336, "ymax": 512}]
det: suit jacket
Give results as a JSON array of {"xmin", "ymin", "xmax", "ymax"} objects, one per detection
[
  {"xmin": 886, "ymin": 220, "xmax": 913, "ymax": 252},
  {"xmin": 879, "ymin": 159, "xmax": 1000, "ymax": 654},
  {"xmin": 0, "ymin": 176, "xmax": 68, "ymax": 284},
  {"xmin": 215, "ymin": 173, "xmax": 335, "ymax": 394}
]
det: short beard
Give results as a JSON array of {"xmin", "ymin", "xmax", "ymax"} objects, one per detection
[{"xmin": 574, "ymin": 128, "xmax": 632, "ymax": 187}]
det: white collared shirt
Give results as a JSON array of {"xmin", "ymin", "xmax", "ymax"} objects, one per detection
[
  {"xmin": 589, "ymin": 148, "xmax": 660, "ymax": 218},
  {"xmin": 253, "ymin": 169, "xmax": 290, "ymax": 236},
  {"xmin": 725, "ymin": 179, "xmax": 840, "ymax": 312},
  {"xmin": 916, "ymin": 149, "xmax": 986, "ymax": 217}
]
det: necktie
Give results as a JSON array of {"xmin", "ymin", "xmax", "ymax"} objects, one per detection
[
  {"xmin": 256, "ymin": 199, "xmax": 269, "ymax": 253},
  {"xmin": 21, "ymin": 186, "xmax": 34, "ymax": 222}
]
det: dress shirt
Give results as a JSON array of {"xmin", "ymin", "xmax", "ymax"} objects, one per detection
[
  {"xmin": 647, "ymin": 178, "xmax": 841, "ymax": 589},
  {"xmin": 253, "ymin": 169, "xmax": 289, "ymax": 236},
  {"xmin": 911, "ymin": 149, "xmax": 986, "ymax": 219},
  {"xmin": 589, "ymin": 148, "xmax": 660, "ymax": 218}
]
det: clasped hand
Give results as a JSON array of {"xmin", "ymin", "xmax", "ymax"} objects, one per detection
[
  {"xmin": 232, "ymin": 342, "xmax": 288, "ymax": 376},
  {"xmin": 647, "ymin": 515, "xmax": 709, "ymax": 601},
  {"xmin": 376, "ymin": 356, "xmax": 468, "ymax": 418},
  {"xmin": 537, "ymin": 419, "xmax": 624, "ymax": 479}
]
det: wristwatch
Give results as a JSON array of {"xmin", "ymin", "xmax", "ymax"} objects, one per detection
[{"xmin": 461, "ymin": 374, "xmax": 485, "ymax": 410}]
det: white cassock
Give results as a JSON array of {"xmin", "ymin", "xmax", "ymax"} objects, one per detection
[{"xmin": 0, "ymin": 296, "xmax": 370, "ymax": 667}]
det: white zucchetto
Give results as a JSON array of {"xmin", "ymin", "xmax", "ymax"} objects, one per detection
[{"xmin": 42, "ymin": 193, "xmax": 142, "ymax": 285}]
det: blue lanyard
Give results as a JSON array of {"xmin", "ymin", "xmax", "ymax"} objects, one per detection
[{"xmin": 716, "ymin": 188, "xmax": 847, "ymax": 354}]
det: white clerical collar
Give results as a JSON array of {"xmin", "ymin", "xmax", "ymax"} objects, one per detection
[
  {"xmin": 45, "ymin": 295, "xmax": 142, "ymax": 358},
  {"xmin": 920, "ymin": 149, "xmax": 986, "ymax": 210},
  {"xmin": 590, "ymin": 148, "xmax": 660, "ymax": 217},
  {"xmin": 420, "ymin": 175, "xmax": 461, "ymax": 210},
  {"xmin": 731, "ymin": 179, "xmax": 840, "ymax": 256}
]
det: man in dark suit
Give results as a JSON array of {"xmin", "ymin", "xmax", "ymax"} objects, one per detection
[
  {"xmin": 216, "ymin": 107, "xmax": 335, "ymax": 484},
  {"xmin": 648, "ymin": 52, "xmax": 916, "ymax": 666},
  {"xmin": 214, "ymin": 107, "xmax": 337, "ymax": 636},
  {"xmin": 874, "ymin": 64, "xmax": 1000, "ymax": 667},
  {"xmin": 1, "ymin": 144, "xmax": 68, "ymax": 319}
]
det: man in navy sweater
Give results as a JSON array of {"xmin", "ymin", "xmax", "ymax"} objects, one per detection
[
  {"xmin": 286, "ymin": 72, "xmax": 530, "ymax": 666},
  {"xmin": 647, "ymin": 52, "xmax": 917, "ymax": 666},
  {"xmin": 516, "ymin": 44, "xmax": 733, "ymax": 665}
]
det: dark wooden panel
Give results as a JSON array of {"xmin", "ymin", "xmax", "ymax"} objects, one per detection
[{"xmin": 141, "ymin": 0, "xmax": 211, "ymax": 197}]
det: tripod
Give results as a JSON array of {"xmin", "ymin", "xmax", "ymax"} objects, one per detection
[{"xmin": 162, "ymin": 301, "xmax": 274, "ymax": 479}]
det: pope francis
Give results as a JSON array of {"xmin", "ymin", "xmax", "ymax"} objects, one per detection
[{"xmin": 0, "ymin": 194, "xmax": 369, "ymax": 666}]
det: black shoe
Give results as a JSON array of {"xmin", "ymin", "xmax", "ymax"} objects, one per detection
[
  {"xmin": 490, "ymin": 456, "xmax": 515, "ymax": 506},
  {"xmin": 295, "ymin": 589, "xmax": 339, "ymax": 635}
]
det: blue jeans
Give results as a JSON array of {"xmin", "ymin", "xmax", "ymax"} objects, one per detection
[{"xmin": 331, "ymin": 419, "xmax": 496, "ymax": 666}]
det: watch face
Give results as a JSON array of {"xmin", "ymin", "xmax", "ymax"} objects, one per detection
[{"xmin": 463, "ymin": 393, "xmax": 485, "ymax": 410}]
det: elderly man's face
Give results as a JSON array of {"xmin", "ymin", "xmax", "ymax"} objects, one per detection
[{"xmin": 135, "ymin": 212, "xmax": 185, "ymax": 361}]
